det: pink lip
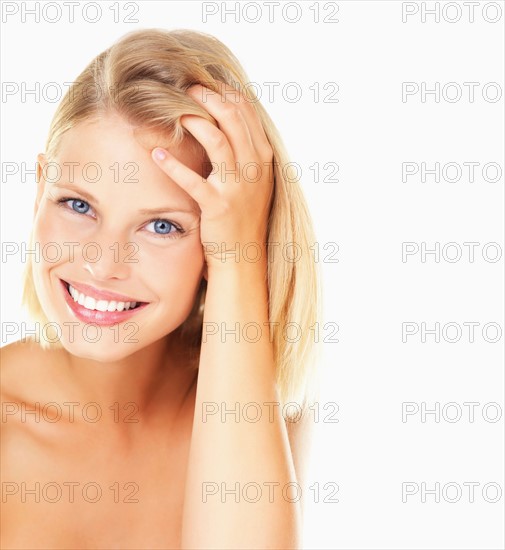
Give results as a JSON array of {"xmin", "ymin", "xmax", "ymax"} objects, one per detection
[
  {"xmin": 63, "ymin": 278, "xmax": 145, "ymax": 303},
  {"xmin": 60, "ymin": 278, "xmax": 149, "ymax": 326}
]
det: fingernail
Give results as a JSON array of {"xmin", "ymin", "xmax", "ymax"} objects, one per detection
[{"xmin": 153, "ymin": 148, "xmax": 167, "ymax": 161}]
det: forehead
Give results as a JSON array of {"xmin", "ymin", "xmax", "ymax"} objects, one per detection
[
  {"xmin": 56, "ymin": 112, "xmax": 203, "ymax": 171},
  {"xmin": 50, "ymin": 113, "xmax": 203, "ymax": 211}
]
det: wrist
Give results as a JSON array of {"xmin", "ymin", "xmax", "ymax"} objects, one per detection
[
  {"xmin": 204, "ymin": 240, "xmax": 268, "ymax": 273},
  {"xmin": 206, "ymin": 254, "xmax": 268, "ymax": 281}
]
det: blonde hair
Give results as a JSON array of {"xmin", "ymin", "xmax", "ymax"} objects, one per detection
[{"xmin": 22, "ymin": 28, "xmax": 322, "ymax": 417}]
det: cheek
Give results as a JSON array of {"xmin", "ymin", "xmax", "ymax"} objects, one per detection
[
  {"xmin": 147, "ymin": 236, "xmax": 204, "ymax": 287},
  {"xmin": 32, "ymin": 205, "xmax": 76, "ymax": 276},
  {"xmin": 143, "ymin": 236, "xmax": 205, "ymax": 314},
  {"xmin": 33, "ymin": 204, "xmax": 86, "ymax": 253},
  {"xmin": 30, "ymin": 207, "xmax": 73, "ymax": 313}
]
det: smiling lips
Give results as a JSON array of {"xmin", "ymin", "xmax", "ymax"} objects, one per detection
[
  {"xmin": 60, "ymin": 278, "xmax": 149, "ymax": 326},
  {"xmin": 63, "ymin": 279, "xmax": 145, "ymax": 303}
]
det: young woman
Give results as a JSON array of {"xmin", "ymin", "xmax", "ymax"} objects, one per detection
[{"xmin": 1, "ymin": 28, "xmax": 321, "ymax": 549}]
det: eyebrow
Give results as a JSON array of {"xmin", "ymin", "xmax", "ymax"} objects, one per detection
[{"xmin": 52, "ymin": 183, "xmax": 199, "ymax": 216}]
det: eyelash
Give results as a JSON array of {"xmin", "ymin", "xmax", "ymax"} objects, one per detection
[{"xmin": 56, "ymin": 197, "xmax": 185, "ymax": 240}]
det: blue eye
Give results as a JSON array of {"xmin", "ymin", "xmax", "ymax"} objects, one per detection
[
  {"xmin": 57, "ymin": 197, "xmax": 93, "ymax": 215},
  {"xmin": 69, "ymin": 199, "xmax": 90, "ymax": 214},
  {"xmin": 56, "ymin": 196, "xmax": 185, "ymax": 240},
  {"xmin": 144, "ymin": 219, "xmax": 183, "ymax": 239}
]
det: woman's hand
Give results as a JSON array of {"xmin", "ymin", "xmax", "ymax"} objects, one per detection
[
  {"xmin": 151, "ymin": 81, "xmax": 274, "ymax": 272},
  {"xmin": 158, "ymin": 87, "xmax": 301, "ymax": 550}
]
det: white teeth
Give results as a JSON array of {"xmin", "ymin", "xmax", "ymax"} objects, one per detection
[
  {"xmin": 96, "ymin": 300, "xmax": 109, "ymax": 312},
  {"xmin": 84, "ymin": 296, "xmax": 95, "ymax": 310},
  {"xmin": 67, "ymin": 284, "xmax": 138, "ymax": 312}
]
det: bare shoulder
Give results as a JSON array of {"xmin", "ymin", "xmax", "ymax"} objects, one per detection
[
  {"xmin": 0, "ymin": 338, "xmax": 59, "ymax": 402},
  {"xmin": 1, "ymin": 336, "xmax": 45, "ymax": 362},
  {"xmin": 0, "ymin": 339, "xmax": 46, "ymax": 458},
  {"xmin": 1, "ymin": 338, "xmax": 71, "ymax": 458},
  {"xmin": 0, "ymin": 339, "xmax": 66, "ymax": 545},
  {"xmin": 1, "ymin": 339, "xmax": 35, "ymax": 393}
]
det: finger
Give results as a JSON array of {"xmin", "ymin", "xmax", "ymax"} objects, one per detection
[
  {"xmin": 151, "ymin": 148, "xmax": 211, "ymax": 209},
  {"xmin": 200, "ymin": 81, "xmax": 273, "ymax": 160},
  {"xmin": 187, "ymin": 84, "xmax": 256, "ymax": 162},
  {"xmin": 215, "ymin": 81, "xmax": 272, "ymax": 155},
  {"xmin": 180, "ymin": 115, "xmax": 237, "ymax": 179}
]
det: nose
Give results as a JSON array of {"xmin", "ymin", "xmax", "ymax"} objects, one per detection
[{"xmin": 80, "ymin": 233, "xmax": 135, "ymax": 281}]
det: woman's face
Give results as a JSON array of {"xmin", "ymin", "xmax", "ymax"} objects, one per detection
[{"xmin": 32, "ymin": 112, "xmax": 206, "ymax": 361}]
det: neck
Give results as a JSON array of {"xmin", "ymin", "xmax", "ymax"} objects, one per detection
[{"xmin": 59, "ymin": 330, "xmax": 197, "ymax": 418}]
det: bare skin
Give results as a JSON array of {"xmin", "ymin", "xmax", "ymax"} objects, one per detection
[
  {"xmin": 1, "ymin": 81, "xmax": 313, "ymax": 549},
  {"xmin": 0, "ymin": 336, "xmax": 312, "ymax": 549},
  {"xmin": 1, "ymin": 335, "xmax": 198, "ymax": 549}
]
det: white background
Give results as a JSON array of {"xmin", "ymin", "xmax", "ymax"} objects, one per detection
[{"xmin": 1, "ymin": 1, "xmax": 504, "ymax": 548}]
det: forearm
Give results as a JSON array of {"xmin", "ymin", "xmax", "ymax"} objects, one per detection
[{"xmin": 180, "ymin": 258, "xmax": 301, "ymax": 549}]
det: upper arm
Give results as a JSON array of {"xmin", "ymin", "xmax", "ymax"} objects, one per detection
[{"xmin": 285, "ymin": 406, "xmax": 315, "ymax": 519}]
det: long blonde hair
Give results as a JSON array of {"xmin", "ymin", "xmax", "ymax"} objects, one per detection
[{"xmin": 22, "ymin": 28, "xmax": 322, "ymax": 417}]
